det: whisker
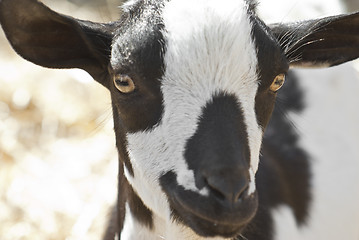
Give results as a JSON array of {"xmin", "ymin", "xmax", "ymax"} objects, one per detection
[
  {"xmin": 284, "ymin": 19, "xmax": 332, "ymax": 58},
  {"xmin": 286, "ymin": 38, "xmax": 324, "ymax": 62},
  {"xmin": 239, "ymin": 233, "xmax": 249, "ymax": 240}
]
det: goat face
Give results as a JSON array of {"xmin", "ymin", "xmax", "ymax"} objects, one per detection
[
  {"xmin": 1, "ymin": 0, "xmax": 358, "ymax": 238},
  {"xmin": 111, "ymin": 0, "xmax": 286, "ymax": 236}
]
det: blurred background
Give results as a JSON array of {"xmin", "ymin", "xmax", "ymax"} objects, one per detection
[
  {"xmin": 0, "ymin": 0, "xmax": 358, "ymax": 240},
  {"xmin": 0, "ymin": 1, "xmax": 124, "ymax": 239}
]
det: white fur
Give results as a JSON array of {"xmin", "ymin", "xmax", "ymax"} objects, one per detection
[
  {"xmin": 121, "ymin": 0, "xmax": 141, "ymax": 11},
  {"xmin": 120, "ymin": 203, "xmax": 161, "ymax": 240},
  {"xmin": 120, "ymin": 203, "xmax": 134, "ymax": 240},
  {"xmin": 272, "ymin": 65, "xmax": 359, "ymax": 239},
  {"xmin": 123, "ymin": 0, "xmax": 262, "ymax": 238},
  {"xmin": 248, "ymin": 168, "xmax": 256, "ymax": 195}
]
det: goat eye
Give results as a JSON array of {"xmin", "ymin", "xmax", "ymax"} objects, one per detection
[
  {"xmin": 114, "ymin": 75, "xmax": 136, "ymax": 94},
  {"xmin": 270, "ymin": 74, "xmax": 286, "ymax": 92}
]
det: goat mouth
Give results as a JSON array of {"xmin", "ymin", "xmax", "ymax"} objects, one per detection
[
  {"xmin": 172, "ymin": 202, "xmax": 250, "ymax": 238},
  {"xmin": 160, "ymin": 172, "xmax": 258, "ymax": 238},
  {"xmin": 184, "ymin": 214, "xmax": 247, "ymax": 238},
  {"xmin": 171, "ymin": 192, "xmax": 257, "ymax": 238}
]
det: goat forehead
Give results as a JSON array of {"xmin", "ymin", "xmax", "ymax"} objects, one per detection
[
  {"xmin": 112, "ymin": 2, "xmax": 164, "ymax": 68},
  {"xmin": 161, "ymin": 0, "xmax": 260, "ymax": 141},
  {"xmin": 113, "ymin": 0, "xmax": 261, "ymax": 86},
  {"xmin": 162, "ymin": 0, "xmax": 258, "ymax": 88}
]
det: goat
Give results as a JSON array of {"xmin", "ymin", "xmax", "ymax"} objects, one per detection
[{"xmin": 1, "ymin": 0, "xmax": 359, "ymax": 239}]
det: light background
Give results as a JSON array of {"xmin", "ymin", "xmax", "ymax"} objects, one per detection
[{"xmin": 0, "ymin": 0, "xmax": 358, "ymax": 239}]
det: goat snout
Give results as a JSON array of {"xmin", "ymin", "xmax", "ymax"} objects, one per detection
[{"xmin": 204, "ymin": 168, "xmax": 250, "ymax": 205}]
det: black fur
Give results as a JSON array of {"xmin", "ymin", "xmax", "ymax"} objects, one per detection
[
  {"xmin": 110, "ymin": 0, "xmax": 166, "ymax": 133},
  {"xmin": 250, "ymin": 15, "xmax": 289, "ymax": 129},
  {"xmin": 269, "ymin": 12, "xmax": 359, "ymax": 67},
  {"xmin": 257, "ymin": 70, "xmax": 311, "ymax": 225}
]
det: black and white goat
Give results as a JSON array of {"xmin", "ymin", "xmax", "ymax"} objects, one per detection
[{"xmin": 1, "ymin": 0, "xmax": 359, "ymax": 239}]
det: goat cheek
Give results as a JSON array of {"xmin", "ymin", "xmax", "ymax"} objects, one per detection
[
  {"xmin": 112, "ymin": 97, "xmax": 163, "ymax": 133},
  {"xmin": 255, "ymin": 93, "xmax": 276, "ymax": 129}
]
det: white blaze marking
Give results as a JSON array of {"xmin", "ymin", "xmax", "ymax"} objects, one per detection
[{"xmin": 248, "ymin": 168, "xmax": 256, "ymax": 195}]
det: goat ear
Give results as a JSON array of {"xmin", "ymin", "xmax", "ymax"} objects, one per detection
[
  {"xmin": 0, "ymin": 0, "xmax": 116, "ymax": 88},
  {"xmin": 270, "ymin": 12, "xmax": 359, "ymax": 68}
]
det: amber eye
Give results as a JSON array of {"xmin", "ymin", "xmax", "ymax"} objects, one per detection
[
  {"xmin": 114, "ymin": 75, "xmax": 136, "ymax": 93},
  {"xmin": 270, "ymin": 74, "xmax": 286, "ymax": 92}
]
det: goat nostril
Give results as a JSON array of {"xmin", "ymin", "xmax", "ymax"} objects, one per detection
[
  {"xmin": 235, "ymin": 185, "xmax": 249, "ymax": 202},
  {"xmin": 205, "ymin": 179, "xmax": 227, "ymax": 201},
  {"xmin": 205, "ymin": 175, "xmax": 249, "ymax": 204}
]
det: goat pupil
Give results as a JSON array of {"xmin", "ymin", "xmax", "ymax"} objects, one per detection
[
  {"xmin": 116, "ymin": 79, "xmax": 129, "ymax": 87},
  {"xmin": 275, "ymin": 79, "xmax": 283, "ymax": 86}
]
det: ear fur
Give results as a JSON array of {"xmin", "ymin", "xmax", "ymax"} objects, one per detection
[
  {"xmin": 270, "ymin": 12, "xmax": 359, "ymax": 68},
  {"xmin": 0, "ymin": 0, "xmax": 117, "ymax": 88}
]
